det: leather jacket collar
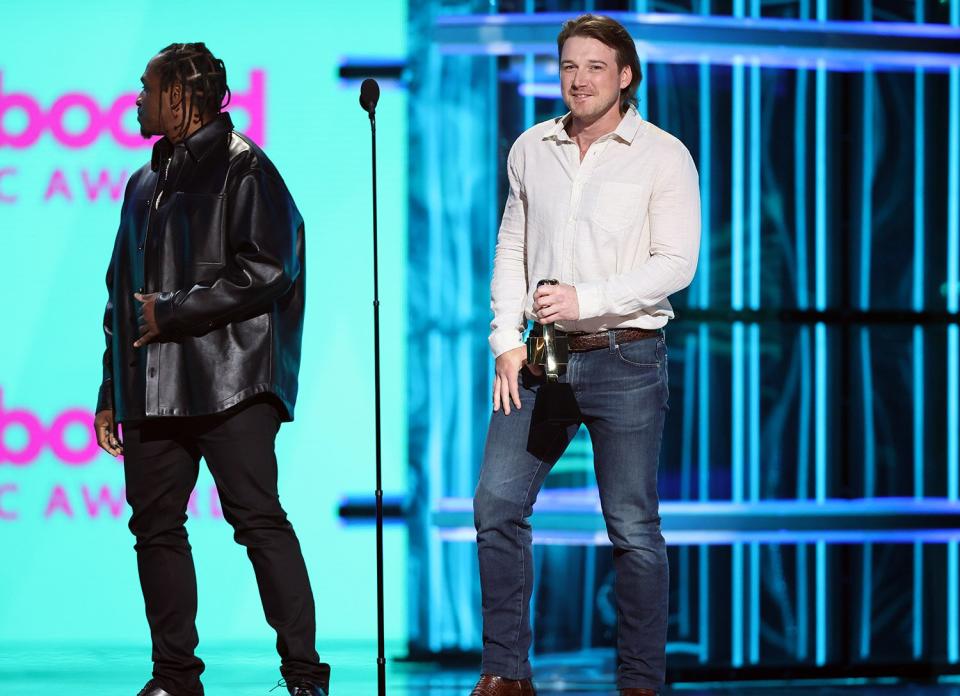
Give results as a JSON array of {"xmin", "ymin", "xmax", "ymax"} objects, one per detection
[{"xmin": 150, "ymin": 112, "xmax": 234, "ymax": 171}]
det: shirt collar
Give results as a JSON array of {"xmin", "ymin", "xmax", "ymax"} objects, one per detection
[
  {"xmin": 151, "ymin": 112, "xmax": 234, "ymax": 171},
  {"xmin": 543, "ymin": 105, "xmax": 643, "ymax": 146},
  {"xmin": 613, "ymin": 105, "xmax": 643, "ymax": 144},
  {"xmin": 545, "ymin": 113, "xmax": 574, "ymax": 142}
]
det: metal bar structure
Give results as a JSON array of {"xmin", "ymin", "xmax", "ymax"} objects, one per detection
[{"xmin": 404, "ymin": 0, "xmax": 960, "ymax": 677}]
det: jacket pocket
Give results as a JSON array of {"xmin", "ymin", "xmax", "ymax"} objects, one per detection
[{"xmin": 168, "ymin": 193, "xmax": 225, "ymax": 265}]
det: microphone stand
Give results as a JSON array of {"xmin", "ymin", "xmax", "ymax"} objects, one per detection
[{"xmin": 364, "ymin": 90, "xmax": 387, "ymax": 696}]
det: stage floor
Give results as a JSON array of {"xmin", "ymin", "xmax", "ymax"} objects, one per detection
[{"xmin": 1, "ymin": 642, "xmax": 959, "ymax": 696}]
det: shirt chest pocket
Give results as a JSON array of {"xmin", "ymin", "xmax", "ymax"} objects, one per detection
[
  {"xmin": 167, "ymin": 193, "xmax": 226, "ymax": 265},
  {"xmin": 592, "ymin": 181, "xmax": 647, "ymax": 233}
]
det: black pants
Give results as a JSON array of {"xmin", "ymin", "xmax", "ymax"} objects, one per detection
[{"xmin": 122, "ymin": 397, "xmax": 330, "ymax": 696}]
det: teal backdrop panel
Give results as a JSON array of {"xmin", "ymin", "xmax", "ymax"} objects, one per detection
[{"xmin": 0, "ymin": 0, "xmax": 408, "ymax": 643}]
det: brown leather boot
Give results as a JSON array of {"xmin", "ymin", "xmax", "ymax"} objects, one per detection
[
  {"xmin": 620, "ymin": 689, "xmax": 657, "ymax": 696},
  {"xmin": 469, "ymin": 674, "xmax": 536, "ymax": 696}
]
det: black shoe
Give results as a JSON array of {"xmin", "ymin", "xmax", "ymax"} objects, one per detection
[
  {"xmin": 137, "ymin": 680, "xmax": 174, "ymax": 696},
  {"xmin": 270, "ymin": 679, "xmax": 328, "ymax": 696},
  {"xmin": 285, "ymin": 682, "xmax": 328, "ymax": 696}
]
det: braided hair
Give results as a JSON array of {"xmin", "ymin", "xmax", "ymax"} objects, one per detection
[{"xmin": 154, "ymin": 43, "xmax": 231, "ymax": 139}]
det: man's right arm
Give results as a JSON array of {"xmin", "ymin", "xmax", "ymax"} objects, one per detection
[
  {"xmin": 95, "ymin": 239, "xmax": 122, "ymax": 457},
  {"xmin": 95, "ymin": 176, "xmax": 136, "ymax": 458},
  {"xmin": 489, "ymin": 144, "xmax": 528, "ymax": 358},
  {"xmin": 490, "ymin": 144, "xmax": 533, "ymax": 415},
  {"xmin": 96, "ymin": 264, "xmax": 114, "ymax": 417}
]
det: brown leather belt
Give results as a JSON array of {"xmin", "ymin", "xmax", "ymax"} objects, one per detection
[{"xmin": 567, "ymin": 327, "xmax": 662, "ymax": 352}]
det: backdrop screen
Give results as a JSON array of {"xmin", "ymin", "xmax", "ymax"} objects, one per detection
[{"xmin": 0, "ymin": 0, "xmax": 408, "ymax": 643}]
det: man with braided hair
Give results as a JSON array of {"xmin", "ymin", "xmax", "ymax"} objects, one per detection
[{"xmin": 93, "ymin": 44, "xmax": 329, "ymax": 696}]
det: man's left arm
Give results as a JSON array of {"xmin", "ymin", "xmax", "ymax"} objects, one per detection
[
  {"xmin": 575, "ymin": 145, "xmax": 701, "ymax": 320},
  {"xmin": 149, "ymin": 169, "xmax": 302, "ymax": 338}
]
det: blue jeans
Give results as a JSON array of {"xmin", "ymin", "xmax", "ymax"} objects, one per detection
[{"xmin": 474, "ymin": 332, "xmax": 669, "ymax": 692}]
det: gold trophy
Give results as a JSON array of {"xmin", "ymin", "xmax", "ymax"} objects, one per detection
[{"xmin": 526, "ymin": 279, "xmax": 569, "ymax": 383}]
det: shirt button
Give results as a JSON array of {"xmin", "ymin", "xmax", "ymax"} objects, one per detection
[{"xmin": 148, "ymin": 368, "xmax": 156, "ymax": 378}]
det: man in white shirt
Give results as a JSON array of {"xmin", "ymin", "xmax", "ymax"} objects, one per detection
[{"xmin": 471, "ymin": 14, "xmax": 700, "ymax": 696}]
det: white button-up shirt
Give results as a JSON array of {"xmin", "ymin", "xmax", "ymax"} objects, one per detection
[{"xmin": 489, "ymin": 106, "xmax": 701, "ymax": 358}]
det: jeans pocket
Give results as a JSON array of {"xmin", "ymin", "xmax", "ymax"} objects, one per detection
[{"xmin": 614, "ymin": 337, "xmax": 661, "ymax": 368}]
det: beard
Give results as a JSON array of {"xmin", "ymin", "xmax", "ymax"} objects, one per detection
[
  {"xmin": 567, "ymin": 92, "xmax": 619, "ymax": 123},
  {"xmin": 137, "ymin": 107, "xmax": 157, "ymax": 139}
]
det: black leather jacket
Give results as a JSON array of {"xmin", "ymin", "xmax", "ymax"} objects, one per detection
[{"xmin": 97, "ymin": 113, "xmax": 305, "ymax": 423}]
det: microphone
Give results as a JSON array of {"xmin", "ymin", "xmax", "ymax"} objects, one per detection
[
  {"xmin": 358, "ymin": 71, "xmax": 387, "ymax": 696},
  {"xmin": 359, "ymin": 78, "xmax": 380, "ymax": 115}
]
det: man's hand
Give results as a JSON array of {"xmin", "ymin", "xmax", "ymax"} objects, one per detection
[
  {"xmin": 533, "ymin": 283, "xmax": 580, "ymax": 324},
  {"xmin": 94, "ymin": 409, "xmax": 123, "ymax": 457},
  {"xmin": 133, "ymin": 292, "xmax": 160, "ymax": 348},
  {"xmin": 493, "ymin": 346, "xmax": 543, "ymax": 415}
]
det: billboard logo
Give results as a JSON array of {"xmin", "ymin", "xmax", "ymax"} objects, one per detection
[
  {"xmin": 0, "ymin": 388, "xmax": 99, "ymax": 466},
  {"xmin": 0, "ymin": 69, "xmax": 265, "ymax": 150}
]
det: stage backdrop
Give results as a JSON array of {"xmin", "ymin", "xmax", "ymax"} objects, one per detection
[{"xmin": 0, "ymin": 0, "xmax": 409, "ymax": 643}]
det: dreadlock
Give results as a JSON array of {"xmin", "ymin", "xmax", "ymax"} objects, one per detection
[{"xmin": 154, "ymin": 42, "xmax": 231, "ymax": 140}]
